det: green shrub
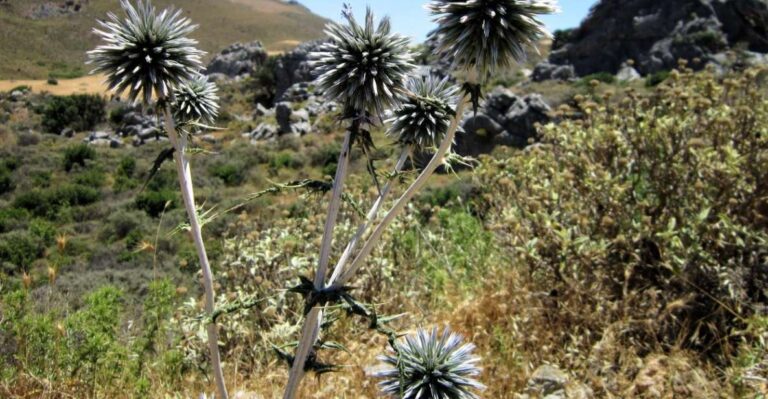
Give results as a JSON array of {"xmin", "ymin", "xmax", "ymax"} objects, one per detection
[
  {"xmin": 0, "ymin": 207, "xmax": 29, "ymax": 233},
  {"xmin": 63, "ymin": 143, "xmax": 96, "ymax": 172},
  {"xmin": 477, "ymin": 67, "xmax": 768, "ymax": 355},
  {"xmin": 64, "ymin": 286, "xmax": 128, "ymax": 391},
  {"xmin": 578, "ymin": 72, "xmax": 616, "ymax": 86},
  {"xmin": 551, "ymin": 28, "xmax": 575, "ymax": 51},
  {"xmin": 13, "ymin": 184, "xmax": 100, "ymax": 218},
  {"xmin": 210, "ymin": 162, "xmax": 246, "ymax": 186},
  {"xmin": 41, "ymin": 94, "xmax": 106, "ymax": 134},
  {"xmin": 108, "ymin": 104, "xmax": 134, "ymax": 127},
  {"xmin": 0, "ymin": 231, "xmax": 44, "ymax": 273},
  {"xmin": 0, "ymin": 166, "xmax": 13, "ymax": 194},
  {"xmin": 135, "ymin": 189, "xmax": 177, "ymax": 217},
  {"xmin": 645, "ymin": 70, "xmax": 671, "ymax": 87},
  {"xmin": 269, "ymin": 150, "xmax": 304, "ymax": 170},
  {"xmin": 117, "ymin": 156, "xmax": 136, "ymax": 177},
  {"xmin": 29, "ymin": 218, "xmax": 56, "ymax": 246},
  {"xmin": 8, "ymin": 85, "xmax": 30, "ymax": 93},
  {"xmin": 73, "ymin": 167, "xmax": 107, "ymax": 187}
]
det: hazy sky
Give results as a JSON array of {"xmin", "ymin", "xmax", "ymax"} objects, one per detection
[{"xmin": 299, "ymin": 0, "xmax": 598, "ymax": 42}]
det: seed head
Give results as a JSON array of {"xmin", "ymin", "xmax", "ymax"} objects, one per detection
[
  {"xmin": 88, "ymin": 0, "xmax": 204, "ymax": 105},
  {"xmin": 311, "ymin": 6, "xmax": 415, "ymax": 116},
  {"xmin": 387, "ymin": 76, "xmax": 459, "ymax": 151},
  {"xmin": 172, "ymin": 74, "xmax": 220, "ymax": 124},
  {"xmin": 374, "ymin": 327, "xmax": 485, "ymax": 399},
  {"xmin": 428, "ymin": 0, "xmax": 560, "ymax": 77}
]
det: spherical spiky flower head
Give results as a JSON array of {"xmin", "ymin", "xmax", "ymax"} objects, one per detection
[
  {"xmin": 374, "ymin": 327, "xmax": 485, "ymax": 399},
  {"xmin": 428, "ymin": 0, "xmax": 560, "ymax": 78},
  {"xmin": 311, "ymin": 6, "xmax": 415, "ymax": 116},
  {"xmin": 88, "ymin": 0, "xmax": 204, "ymax": 105},
  {"xmin": 172, "ymin": 74, "xmax": 219, "ymax": 124},
  {"xmin": 387, "ymin": 76, "xmax": 459, "ymax": 151}
]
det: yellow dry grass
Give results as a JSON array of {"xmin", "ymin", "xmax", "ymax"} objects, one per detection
[{"xmin": 0, "ymin": 75, "xmax": 108, "ymax": 96}]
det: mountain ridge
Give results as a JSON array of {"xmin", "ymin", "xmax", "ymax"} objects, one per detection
[{"xmin": 0, "ymin": 0, "xmax": 328, "ymax": 79}]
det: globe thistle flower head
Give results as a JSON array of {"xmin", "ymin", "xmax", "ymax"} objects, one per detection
[
  {"xmin": 172, "ymin": 74, "xmax": 220, "ymax": 124},
  {"xmin": 88, "ymin": 0, "xmax": 204, "ymax": 105},
  {"xmin": 310, "ymin": 5, "xmax": 415, "ymax": 116},
  {"xmin": 374, "ymin": 327, "xmax": 485, "ymax": 399},
  {"xmin": 387, "ymin": 76, "xmax": 459, "ymax": 151},
  {"xmin": 428, "ymin": 0, "xmax": 560, "ymax": 78}
]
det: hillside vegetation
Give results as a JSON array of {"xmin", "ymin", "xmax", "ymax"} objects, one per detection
[
  {"xmin": 0, "ymin": 0, "xmax": 327, "ymax": 79},
  {"xmin": 0, "ymin": 58, "xmax": 766, "ymax": 396}
]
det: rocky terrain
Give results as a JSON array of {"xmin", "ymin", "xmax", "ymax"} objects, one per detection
[{"xmin": 535, "ymin": 0, "xmax": 768, "ymax": 80}]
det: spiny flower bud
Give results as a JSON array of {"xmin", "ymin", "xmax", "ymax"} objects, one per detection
[
  {"xmin": 311, "ymin": 6, "xmax": 415, "ymax": 116},
  {"xmin": 373, "ymin": 327, "xmax": 485, "ymax": 398},
  {"xmin": 428, "ymin": 0, "xmax": 560, "ymax": 78},
  {"xmin": 88, "ymin": 0, "xmax": 204, "ymax": 105},
  {"xmin": 172, "ymin": 74, "xmax": 220, "ymax": 124},
  {"xmin": 387, "ymin": 76, "xmax": 459, "ymax": 151}
]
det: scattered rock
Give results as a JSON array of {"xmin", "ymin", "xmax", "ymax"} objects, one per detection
[
  {"xmin": 273, "ymin": 40, "xmax": 327, "ymax": 102},
  {"xmin": 205, "ymin": 41, "xmax": 268, "ymax": 79},
  {"xmin": 83, "ymin": 131, "xmax": 122, "ymax": 148},
  {"xmin": 245, "ymin": 123, "xmax": 279, "ymax": 142},
  {"xmin": 253, "ymin": 103, "xmax": 274, "ymax": 119},
  {"xmin": 532, "ymin": 62, "xmax": 576, "ymax": 82},
  {"xmin": 528, "ymin": 365, "xmax": 569, "ymax": 396},
  {"xmin": 9, "ymin": 90, "xmax": 24, "ymax": 102},
  {"xmin": 456, "ymin": 88, "xmax": 551, "ymax": 156},
  {"xmin": 275, "ymin": 102, "xmax": 311, "ymax": 135},
  {"xmin": 616, "ymin": 63, "xmax": 642, "ymax": 82}
]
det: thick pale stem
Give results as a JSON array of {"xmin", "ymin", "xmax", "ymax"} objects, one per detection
[
  {"xmin": 313, "ymin": 129, "xmax": 354, "ymax": 287},
  {"xmin": 163, "ymin": 106, "xmax": 229, "ymax": 399},
  {"xmin": 334, "ymin": 94, "xmax": 469, "ymax": 287},
  {"xmin": 283, "ymin": 125, "xmax": 354, "ymax": 399},
  {"xmin": 329, "ymin": 148, "xmax": 410, "ymax": 284}
]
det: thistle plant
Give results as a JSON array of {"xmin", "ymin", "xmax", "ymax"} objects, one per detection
[
  {"xmin": 387, "ymin": 76, "xmax": 459, "ymax": 151},
  {"xmin": 88, "ymin": 2, "xmax": 228, "ymax": 398},
  {"xmin": 87, "ymin": 0, "xmax": 203, "ymax": 105},
  {"xmin": 427, "ymin": 0, "xmax": 560, "ymax": 78},
  {"xmin": 172, "ymin": 74, "xmax": 220, "ymax": 124},
  {"xmin": 374, "ymin": 327, "xmax": 485, "ymax": 399},
  {"xmin": 311, "ymin": 5, "xmax": 414, "ymax": 117},
  {"xmin": 282, "ymin": 7, "xmax": 416, "ymax": 398},
  {"xmin": 283, "ymin": 2, "xmax": 557, "ymax": 397}
]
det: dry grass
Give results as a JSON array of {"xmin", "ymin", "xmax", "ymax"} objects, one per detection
[{"xmin": 0, "ymin": 74, "xmax": 108, "ymax": 95}]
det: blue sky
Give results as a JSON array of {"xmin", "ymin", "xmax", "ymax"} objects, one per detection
[{"xmin": 299, "ymin": 0, "xmax": 597, "ymax": 42}]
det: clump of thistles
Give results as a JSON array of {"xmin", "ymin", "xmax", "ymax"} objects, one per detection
[
  {"xmin": 387, "ymin": 76, "xmax": 458, "ymax": 151},
  {"xmin": 88, "ymin": 0, "xmax": 204, "ymax": 104},
  {"xmin": 428, "ymin": 0, "xmax": 560, "ymax": 77},
  {"xmin": 172, "ymin": 74, "xmax": 220, "ymax": 124},
  {"xmin": 310, "ymin": 6, "xmax": 415, "ymax": 116},
  {"xmin": 374, "ymin": 327, "xmax": 485, "ymax": 399}
]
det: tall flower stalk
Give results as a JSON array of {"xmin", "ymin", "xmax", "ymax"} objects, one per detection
[
  {"xmin": 87, "ymin": 2, "xmax": 228, "ymax": 398},
  {"xmin": 283, "ymin": 2, "xmax": 558, "ymax": 397},
  {"xmin": 282, "ymin": 6, "xmax": 413, "ymax": 398}
]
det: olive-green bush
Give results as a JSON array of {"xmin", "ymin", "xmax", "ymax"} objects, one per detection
[
  {"xmin": 477, "ymin": 66, "xmax": 768, "ymax": 359},
  {"xmin": 41, "ymin": 94, "xmax": 106, "ymax": 134},
  {"xmin": 62, "ymin": 143, "xmax": 96, "ymax": 172}
]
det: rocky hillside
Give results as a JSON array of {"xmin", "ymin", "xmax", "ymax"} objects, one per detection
[
  {"xmin": 535, "ymin": 0, "xmax": 768, "ymax": 79},
  {"xmin": 0, "ymin": 0, "xmax": 327, "ymax": 79}
]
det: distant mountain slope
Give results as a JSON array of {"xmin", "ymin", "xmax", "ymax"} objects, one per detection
[{"xmin": 0, "ymin": 0, "xmax": 328, "ymax": 79}]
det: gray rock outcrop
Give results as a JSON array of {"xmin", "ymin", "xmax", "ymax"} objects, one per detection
[
  {"xmin": 456, "ymin": 88, "xmax": 551, "ymax": 156},
  {"xmin": 273, "ymin": 40, "xmax": 327, "ymax": 101},
  {"xmin": 536, "ymin": 0, "xmax": 768, "ymax": 79},
  {"xmin": 205, "ymin": 41, "xmax": 268, "ymax": 79}
]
